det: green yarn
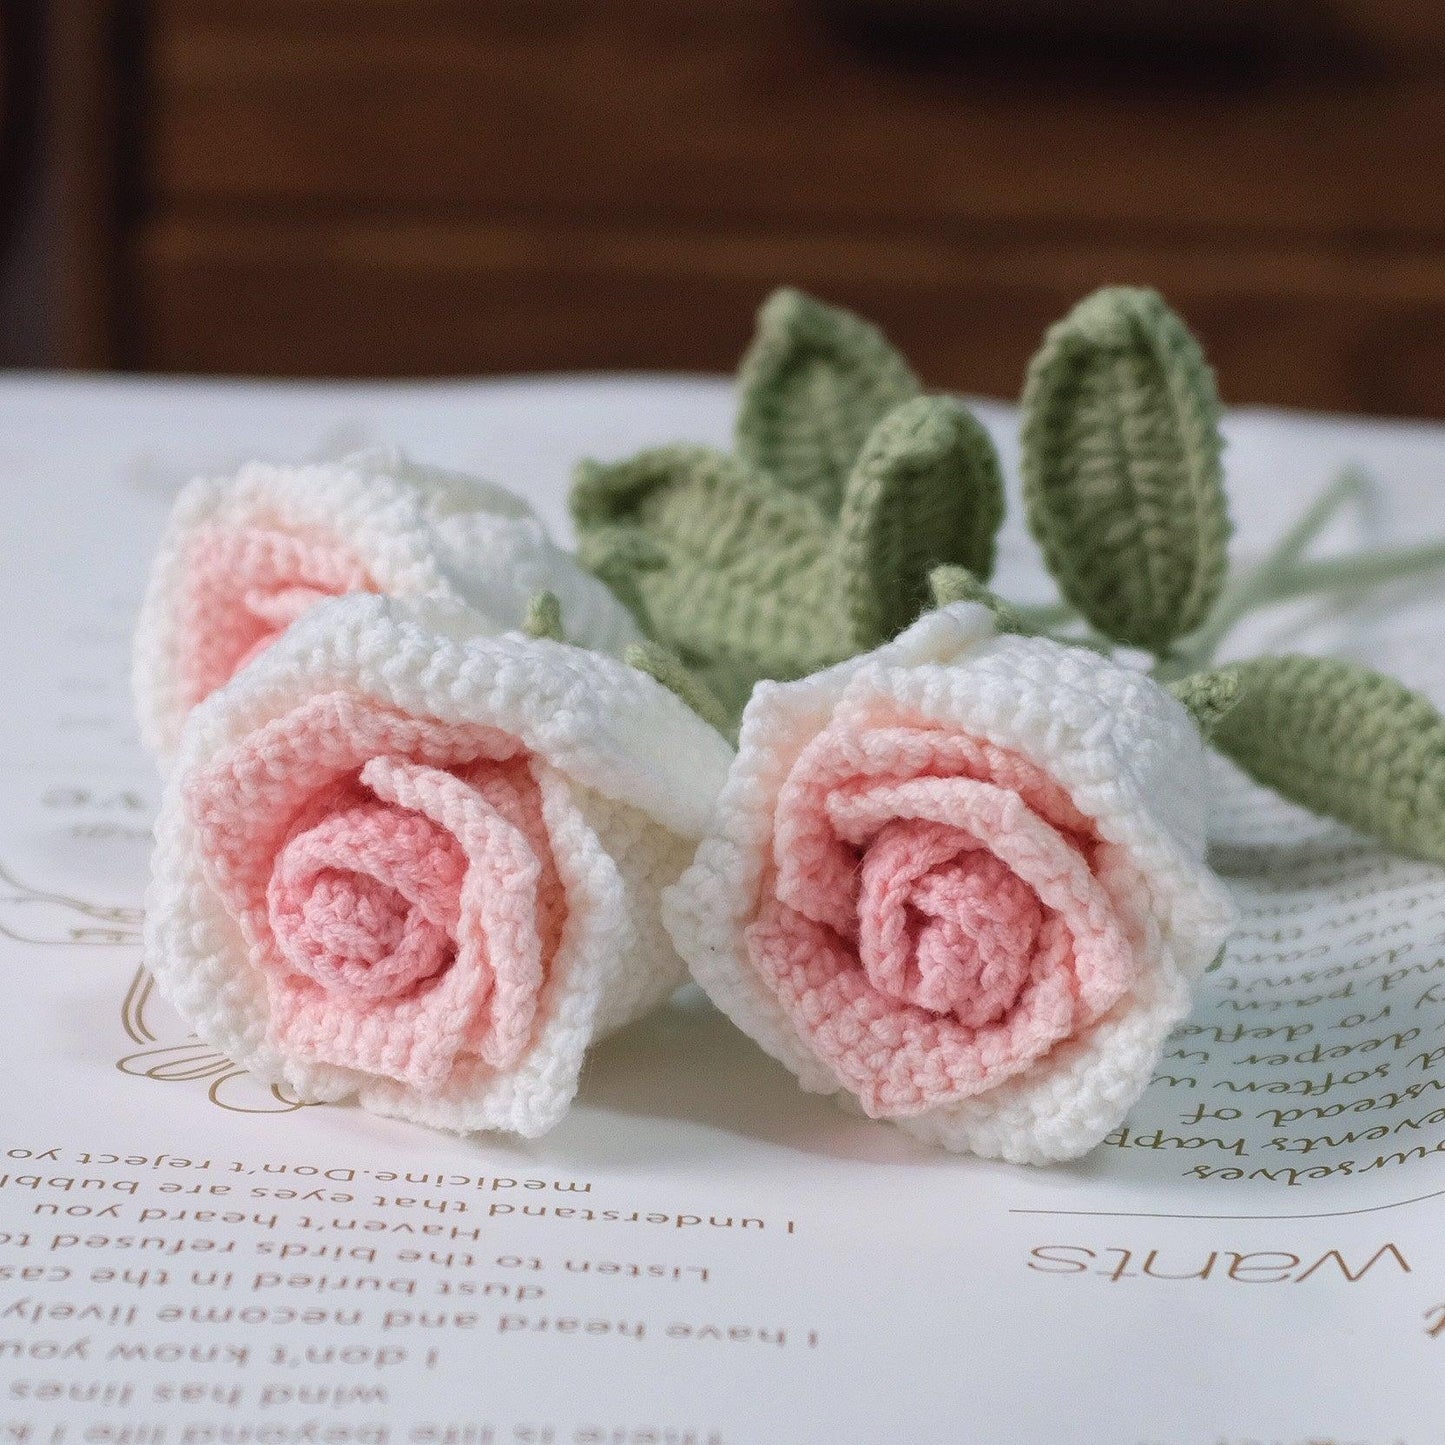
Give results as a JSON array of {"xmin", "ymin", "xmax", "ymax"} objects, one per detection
[
  {"xmin": 840, "ymin": 396, "xmax": 1006, "ymax": 647},
  {"xmin": 522, "ymin": 590, "xmax": 565, "ymax": 643},
  {"xmin": 1211, "ymin": 655, "xmax": 1445, "ymax": 865},
  {"xmin": 572, "ymin": 446, "xmax": 842, "ymax": 697},
  {"xmin": 735, "ymin": 288, "xmax": 919, "ymax": 515},
  {"xmin": 625, "ymin": 641, "xmax": 734, "ymax": 738},
  {"xmin": 572, "ymin": 393, "xmax": 1006, "ymax": 711},
  {"xmin": 928, "ymin": 565, "xmax": 1026, "ymax": 633},
  {"xmin": 1020, "ymin": 286, "xmax": 1230, "ymax": 654},
  {"xmin": 572, "ymin": 295, "xmax": 1005, "ymax": 709},
  {"xmin": 1166, "ymin": 667, "xmax": 1240, "ymax": 736}
]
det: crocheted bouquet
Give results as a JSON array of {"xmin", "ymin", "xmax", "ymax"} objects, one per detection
[{"xmin": 133, "ymin": 287, "xmax": 1445, "ymax": 1164}]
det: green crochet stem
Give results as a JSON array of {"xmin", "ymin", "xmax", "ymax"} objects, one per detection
[
  {"xmin": 1262, "ymin": 538, "xmax": 1445, "ymax": 608},
  {"xmin": 1161, "ymin": 465, "xmax": 1445, "ymax": 677},
  {"xmin": 1165, "ymin": 467, "xmax": 1369, "ymax": 673},
  {"xmin": 624, "ymin": 641, "xmax": 734, "ymax": 739}
]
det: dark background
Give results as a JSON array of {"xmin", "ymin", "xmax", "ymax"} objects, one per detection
[{"xmin": 6, "ymin": 0, "xmax": 1445, "ymax": 415}]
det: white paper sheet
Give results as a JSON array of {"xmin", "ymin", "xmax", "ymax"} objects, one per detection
[{"xmin": 3, "ymin": 374, "xmax": 1445, "ymax": 1444}]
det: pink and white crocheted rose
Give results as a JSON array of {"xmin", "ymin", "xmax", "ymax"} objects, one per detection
[
  {"xmin": 133, "ymin": 448, "xmax": 641, "ymax": 763},
  {"xmin": 663, "ymin": 601, "xmax": 1234, "ymax": 1163},
  {"xmin": 145, "ymin": 593, "xmax": 732, "ymax": 1137}
]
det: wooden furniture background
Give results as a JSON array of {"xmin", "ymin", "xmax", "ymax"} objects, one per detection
[{"xmin": 27, "ymin": 0, "xmax": 1445, "ymax": 415}]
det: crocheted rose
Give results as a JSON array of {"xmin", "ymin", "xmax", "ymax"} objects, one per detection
[
  {"xmin": 663, "ymin": 601, "xmax": 1234, "ymax": 1163},
  {"xmin": 146, "ymin": 594, "xmax": 732, "ymax": 1137},
  {"xmin": 133, "ymin": 448, "xmax": 641, "ymax": 762}
]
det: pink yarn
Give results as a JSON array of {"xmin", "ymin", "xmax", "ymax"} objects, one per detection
[
  {"xmin": 268, "ymin": 800, "xmax": 466, "ymax": 1001},
  {"xmin": 186, "ymin": 692, "xmax": 567, "ymax": 1092},
  {"xmin": 744, "ymin": 717, "xmax": 1135, "ymax": 1117},
  {"xmin": 858, "ymin": 822, "xmax": 1042, "ymax": 1026},
  {"xmin": 179, "ymin": 525, "xmax": 375, "ymax": 709}
]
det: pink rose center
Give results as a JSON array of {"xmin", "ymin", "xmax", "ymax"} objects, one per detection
[
  {"xmin": 859, "ymin": 820, "xmax": 1042, "ymax": 1027},
  {"xmin": 267, "ymin": 801, "xmax": 467, "ymax": 1001},
  {"xmin": 744, "ymin": 720, "xmax": 1137, "ymax": 1117}
]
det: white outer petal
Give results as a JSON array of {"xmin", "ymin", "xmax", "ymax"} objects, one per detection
[
  {"xmin": 662, "ymin": 602, "xmax": 1235, "ymax": 1162},
  {"xmin": 145, "ymin": 593, "xmax": 730, "ymax": 1136},
  {"xmin": 893, "ymin": 956, "xmax": 1193, "ymax": 1163},
  {"xmin": 133, "ymin": 447, "xmax": 642, "ymax": 763}
]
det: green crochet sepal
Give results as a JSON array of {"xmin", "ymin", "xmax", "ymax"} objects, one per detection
[
  {"xmin": 735, "ymin": 288, "xmax": 920, "ymax": 515},
  {"xmin": 1166, "ymin": 667, "xmax": 1241, "ymax": 737},
  {"xmin": 1020, "ymin": 286, "xmax": 1230, "ymax": 654},
  {"xmin": 522, "ymin": 590, "xmax": 566, "ymax": 643},
  {"xmin": 625, "ymin": 641, "xmax": 735, "ymax": 739},
  {"xmin": 1210, "ymin": 655, "xmax": 1445, "ymax": 865},
  {"xmin": 928, "ymin": 565, "xmax": 1026, "ymax": 633}
]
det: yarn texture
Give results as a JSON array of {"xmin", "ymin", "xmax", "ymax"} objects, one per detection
[
  {"xmin": 572, "ymin": 291, "xmax": 1005, "ymax": 715},
  {"xmin": 1020, "ymin": 287, "xmax": 1230, "ymax": 653},
  {"xmin": 1210, "ymin": 653, "xmax": 1445, "ymax": 864},
  {"xmin": 735, "ymin": 287, "xmax": 919, "ymax": 515},
  {"xmin": 145, "ymin": 593, "xmax": 733, "ymax": 1138},
  {"xmin": 662, "ymin": 601, "xmax": 1234, "ymax": 1163},
  {"xmin": 133, "ymin": 447, "xmax": 642, "ymax": 762}
]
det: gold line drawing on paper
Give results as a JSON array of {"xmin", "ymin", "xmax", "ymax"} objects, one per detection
[
  {"xmin": 119, "ymin": 967, "xmax": 311, "ymax": 1115},
  {"xmin": 0, "ymin": 855, "xmax": 308, "ymax": 1115},
  {"xmin": 0, "ymin": 858, "xmax": 143, "ymax": 947}
]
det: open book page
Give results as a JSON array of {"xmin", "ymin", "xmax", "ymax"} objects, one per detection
[{"xmin": 2, "ymin": 376, "xmax": 1442, "ymax": 1443}]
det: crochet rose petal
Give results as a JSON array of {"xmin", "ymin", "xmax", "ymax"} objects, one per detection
[
  {"xmin": 134, "ymin": 448, "xmax": 644, "ymax": 762},
  {"xmin": 146, "ymin": 593, "xmax": 732, "ymax": 1139},
  {"xmin": 663, "ymin": 601, "xmax": 1234, "ymax": 1162}
]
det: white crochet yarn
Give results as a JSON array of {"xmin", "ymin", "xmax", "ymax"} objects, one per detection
[
  {"xmin": 662, "ymin": 602, "xmax": 1235, "ymax": 1164},
  {"xmin": 133, "ymin": 447, "xmax": 643, "ymax": 763},
  {"xmin": 146, "ymin": 593, "xmax": 733, "ymax": 1138}
]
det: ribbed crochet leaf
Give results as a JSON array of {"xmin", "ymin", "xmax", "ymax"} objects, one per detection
[
  {"xmin": 1211, "ymin": 655, "xmax": 1445, "ymax": 864},
  {"xmin": 571, "ymin": 446, "xmax": 846, "ymax": 701},
  {"xmin": 736, "ymin": 288, "xmax": 920, "ymax": 516},
  {"xmin": 1020, "ymin": 286, "xmax": 1230, "ymax": 652},
  {"xmin": 840, "ymin": 396, "xmax": 1007, "ymax": 649}
]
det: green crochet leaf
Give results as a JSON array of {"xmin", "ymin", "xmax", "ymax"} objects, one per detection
[
  {"xmin": 736, "ymin": 288, "xmax": 920, "ymax": 516},
  {"xmin": 571, "ymin": 445, "xmax": 846, "ymax": 695},
  {"xmin": 1211, "ymin": 655, "xmax": 1445, "ymax": 864},
  {"xmin": 1020, "ymin": 286, "xmax": 1230, "ymax": 653},
  {"xmin": 839, "ymin": 396, "xmax": 1007, "ymax": 649}
]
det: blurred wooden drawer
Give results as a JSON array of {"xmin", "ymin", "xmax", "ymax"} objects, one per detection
[
  {"xmin": 148, "ymin": 0, "xmax": 1445, "ymax": 237},
  {"xmin": 104, "ymin": 0, "xmax": 1445, "ymax": 413}
]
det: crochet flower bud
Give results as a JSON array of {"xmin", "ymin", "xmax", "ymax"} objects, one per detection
[
  {"xmin": 663, "ymin": 602, "xmax": 1234, "ymax": 1164},
  {"xmin": 133, "ymin": 448, "xmax": 641, "ymax": 763},
  {"xmin": 146, "ymin": 594, "xmax": 732, "ymax": 1138}
]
